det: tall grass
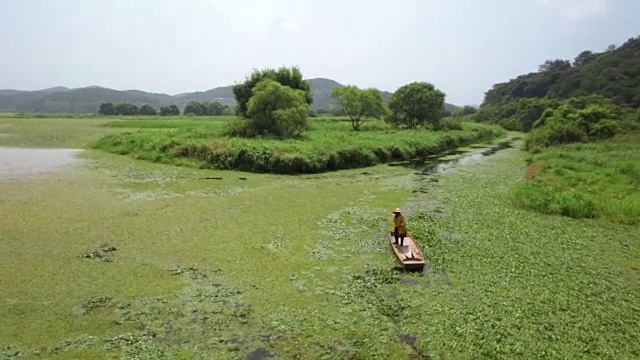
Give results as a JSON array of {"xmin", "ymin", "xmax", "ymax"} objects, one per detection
[
  {"xmin": 95, "ymin": 117, "xmax": 505, "ymax": 174},
  {"xmin": 512, "ymin": 131, "xmax": 640, "ymax": 224}
]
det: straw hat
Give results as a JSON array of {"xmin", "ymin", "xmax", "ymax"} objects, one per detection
[{"xmin": 393, "ymin": 208, "xmax": 402, "ymax": 213}]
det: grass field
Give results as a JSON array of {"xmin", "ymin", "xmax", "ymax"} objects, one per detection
[
  {"xmin": 512, "ymin": 131, "xmax": 640, "ymax": 224},
  {"xmin": 0, "ymin": 116, "xmax": 638, "ymax": 359},
  {"xmin": 94, "ymin": 116, "xmax": 505, "ymax": 174}
]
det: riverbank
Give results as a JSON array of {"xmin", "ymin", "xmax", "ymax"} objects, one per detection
[
  {"xmin": 512, "ymin": 131, "xmax": 640, "ymax": 224},
  {"xmin": 94, "ymin": 117, "xmax": 505, "ymax": 174}
]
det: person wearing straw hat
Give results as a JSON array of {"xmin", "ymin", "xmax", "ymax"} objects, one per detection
[{"xmin": 392, "ymin": 208, "xmax": 407, "ymax": 246}]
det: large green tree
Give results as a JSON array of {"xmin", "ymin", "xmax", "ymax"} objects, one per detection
[
  {"xmin": 244, "ymin": 79, "xmax": 309, "ymax": 138},
  {"xmin": 330, "ymin": 85, "xmax": 387, "ymax": 130},
  {"xmin": 387, "ymin": 82, "xmax": 446, "ymax": 128},
  {"xmin": 139, "ymin": 104, "xmax": 157, "ymax": 116},
  {"xmin": 183, "ymin": 101, "xmax": 230, "ymax": 116},
  {"xmin": 115, "ymin": 103, "xmax": 139, "ymax": 116},
  {"xmin": 98, "ymin": 102, "xmax": 117, "ymax": 115},
  {"xmin": 232, "ymin": 66, "xmax": 312, "ymax": 117},
  {"xmin": 159, "ymin": 105, "xmax": 180, "ymax": 116},
  {"xmin": 183, "ymin": 101, "xmax": 204, "ymax": 116},
  {"xmin": 452, "ymin": 105, "xmax": 477, "ymax": 117}
]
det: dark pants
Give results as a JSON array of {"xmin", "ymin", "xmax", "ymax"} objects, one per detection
[{"xmin": 394, "ymin": 228, "xmax": 406, "ymax": 246}]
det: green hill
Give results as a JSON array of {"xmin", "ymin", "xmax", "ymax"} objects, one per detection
[
  {"xmin": 473, "ymin": 34, "xmax": 640, "ymax": 132},
  {"xmin": 0, "ymin": 79, "xmax": 459, "ymax": 114},
  {"xmin": 482, "ymin": 35, "xmax": 640, "ymax": 108}
]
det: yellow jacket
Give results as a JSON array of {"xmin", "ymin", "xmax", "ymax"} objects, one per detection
[{"xmin": 392, "ymin": 214, "xmax": 407, "ymax": 234}]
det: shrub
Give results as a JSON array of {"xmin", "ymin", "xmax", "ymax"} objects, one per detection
[
  {"xmin": 474, "ymin": 98, "xmax": 560, "ymax": 131},
  {"xmin": 512, "ymin": 182, "xmax": 598, "ymax": 219},
  {"xmin": 589, "ymin": 119, "xmax": 619, "ymax": 139},
  {"xmin": 437, "ymin": 117, "xmax": 463, "ymax": 131},
  {"xmin": 226, "ymin": 118, "xmax": 256, "ymax": 138},
  {"xmin": 525, "ymin": 103, "xmax": 621, "ymax": 149}
]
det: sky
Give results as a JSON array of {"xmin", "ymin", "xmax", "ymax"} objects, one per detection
[{"xmin": 0, "ymin": 0, "xmax": 638, "ymax": 105}]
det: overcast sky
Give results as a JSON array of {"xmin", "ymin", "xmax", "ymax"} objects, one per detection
[{"xmin": 0, "ymin": 0, "xmax": 638, "ymax": 105}]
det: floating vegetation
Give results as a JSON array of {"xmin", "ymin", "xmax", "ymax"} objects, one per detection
[
  {"xmin": 81, "ymin": 244, "xmax": 117, "ymax": 262},
  {"xmin": 111, "ymin": 188, "xmax": 181, "ymax": 201}
]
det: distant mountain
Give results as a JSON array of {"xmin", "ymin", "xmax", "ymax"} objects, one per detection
[{"xmin": 0, "ymin": 79, "xmax": 459, "ymax": 114}]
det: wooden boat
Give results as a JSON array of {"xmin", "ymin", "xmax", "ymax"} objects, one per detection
[{"xmin": 387, "ymin": 231, "xmax": 425, "ymax": 271}]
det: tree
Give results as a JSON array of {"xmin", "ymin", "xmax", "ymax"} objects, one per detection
[
  {"xmin": 452, "ymin": 105, "xmax": 477, "ymax": 117},
  {"xmin": 139, "ymin": 104, "xmax": 157, "ymax": 116},
  {"xmin": 573, "ymin": 50, "xmax": 595, "ymax": 66},
  {"xmin": 244, "ymin": 79, "xmax": 309, "ymax": 138},
  {"xmin": 208, "ymin": 101, "xmax": 225, "ymax": 115},
  {"xmin": 538, "ymin": 59, "xmax": 571, "ymax": 73},
  {"xmin": 387, "ymin": 82, "xmax": 446, "ymax": 128},
  {"xmin": 160, "ymin": 105, "xmax": 180, "ymax": 116},
  {"xmin": 330, "ymin": 85, "xmax": 387, "ymax": 130},
  {"xmin": 183, "ymin": 101, "xmax": 230, "ymax": 116},
  {"xmin": 115, "ymin": 103, "xmax": 139, "ymax": 116},
  {"xmin": 98, "ymin": 102, "xmax": 117, "ymax": 115},
  {"xmin": 183, "ymin": 101, "xmax": 205, "ymax": 116},
  {"xmin": 232, "ymin": 66, "xmax": 312, "ymax": 117}
]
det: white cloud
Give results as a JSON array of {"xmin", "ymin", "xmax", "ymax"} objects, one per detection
[{"xmin": 534, "ymin": 0, "xmax": 609, "ymax": 22}]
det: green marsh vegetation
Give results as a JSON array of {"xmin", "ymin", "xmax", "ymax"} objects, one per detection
[
  {"xmin": 472, "ymin": 36, "xmax": 640, "ymax": 224},
  {"xmin": 512, "ymin": 130, "xmax": 640, "ymax": 224},
  {"xmin": 1, "ymin": 117, "xmax": 638, "ymax": 358},
  {"xmin": 95, "ymin": 117, "xmax": 504, "ymax": 174},
  {"xmin": 2, "ymin": 37, "xmax": 640, "ymax": 358},
  {"xmin": 94, "ymin": 67, "xmax": 495, "ymax": 175}
]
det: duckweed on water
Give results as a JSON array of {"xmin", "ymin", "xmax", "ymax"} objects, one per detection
[{"xmin": 7, "ymin": 266, "xmax": 274, "ymax": 359}]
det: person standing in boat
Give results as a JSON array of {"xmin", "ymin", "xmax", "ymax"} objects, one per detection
[{"xmin": 392, "ymin": 208, "xmax": 407, "ymax": 246}]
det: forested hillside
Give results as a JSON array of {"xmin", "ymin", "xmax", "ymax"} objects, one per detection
[
  {"xmin": 470, "ymin": 34, "xmax": 640, "ymax": 225},
  {"xmin": 473, "ymin": 35, "xmax": 640, "ymax": 132},
  {"xmin": 483, "ymin": 36, "xmax": 640, "ymax": 108}
]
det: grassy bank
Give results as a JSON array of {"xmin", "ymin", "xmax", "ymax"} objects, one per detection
[
  {"xmin": 0, "ymin": 117, "xmax": 116, "ymax": 148},
  {"xmin": 94, "ymin": 117, "xmax": 505, "ymax": 174},
  {"xmin": 512, "ymin": 131, "xmax": 640, "ymax": 224}
]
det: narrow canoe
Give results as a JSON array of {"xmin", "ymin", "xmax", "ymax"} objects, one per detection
[{"xmin": 387, "ymin": 231, "xmax": 425, "ymax": 271}]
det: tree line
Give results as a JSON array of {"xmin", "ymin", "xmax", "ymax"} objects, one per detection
[
  {"xmin": 98, "ymin": 101, "xmax": 231, "ymax": 116},
  {"xmin": 473, "ymin": 35, "xmax": 640, "ymax": 149},
  {"xmin": 97, "ymin": 66, "xmax": 459, "ymax": 138},
  {"xmin": 482, "ymin": 36, "xmax": 640, "ymax": 109},
  {"xmin": 227, "ymin": 66, "xmax": 453, "ymax": 137}
]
